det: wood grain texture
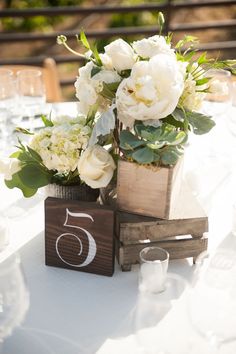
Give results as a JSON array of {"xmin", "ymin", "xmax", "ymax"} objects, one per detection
[
  {"xmin": 45, "ymin": 197, "xmax": 115, "ymax": 276},
  {"xmin": 116, "ymin": 158, "xmax": 185, "ymax": 219},
  {"xmin": 116, "ymin": 211, "xmax": 208, "ymax": 244},
  {"xmin": 116, "ymin": 236, "xmax": 208, "ymax": 271}
]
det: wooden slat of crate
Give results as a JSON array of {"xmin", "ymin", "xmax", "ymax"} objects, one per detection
[
  {"xmin": 116, "ymin": 236, "xmax": 208, "ymax": 271},
  {"xmin": 116, "ymin": 211, "xmax": 208, "ymax": 244}
]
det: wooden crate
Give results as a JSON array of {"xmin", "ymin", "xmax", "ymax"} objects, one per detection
[
  {"xmin": 116, "ymin": 158, "xmax": 183, "ymax": 219},
  {"xmin": 115, "ymin": 185, "xmax": 209, "ymax": 271}
]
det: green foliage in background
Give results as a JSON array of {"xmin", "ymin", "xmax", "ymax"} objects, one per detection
[{"xmin": 2, "ymin": 0, "xmax": 83, "ymax": 31}]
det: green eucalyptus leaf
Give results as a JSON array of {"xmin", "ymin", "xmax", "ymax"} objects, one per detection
[
  {"xmin": 119, "ymin": 130, "xmax": 145, "ymax": 150},
  {"xmin": 171, "ymin": 108, "xmax": 185, "ymax": 122},
  {"xmin": 132, "ymin": 147, "xmax": 154, "ymax": 164},
  {"xmin": 89, "ymin": 108, "xmax": 116, "ymax": 146},
  {"xmin": 187, "ymin": 111, "xmax": 215, "ymax": 135}
]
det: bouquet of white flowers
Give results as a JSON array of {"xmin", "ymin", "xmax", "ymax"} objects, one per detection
[
  {"xmin": 58, "ymin": 13, "xmax": 235, "ymax": 167},
  {"xmin": 0, "ymin": 114, "xmax": 115, "ymax": 197},
  {"xmin": 1, "ymin": 13, "xmax": 235, "ymax": 198}
]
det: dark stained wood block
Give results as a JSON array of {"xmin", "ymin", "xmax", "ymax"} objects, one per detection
[{"xmin": 45, "ymin": 197, "xmax": 115, "ymax": 277}]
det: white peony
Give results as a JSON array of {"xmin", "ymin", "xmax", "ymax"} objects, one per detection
[
  {"xmin": 104, "ymin": 39, "xmax": 136, "ymax": 73},
  {"xmin": 116, "ymin": 53, "xmax": 184, "ymax": 127},
  {"xmin": 75, "ymin": 61, "xmax": 121, "ymax": 116},
  {"xmin": 0, "ymin": 158, "xmax": 21, "ymax": 180},
  {"xmin": 78, "ymin": 145, "xmax": 116, "ymax": 188},
  {"xmin": 132, "ymin": 35, "xmax": 175, "ymax": 59}
]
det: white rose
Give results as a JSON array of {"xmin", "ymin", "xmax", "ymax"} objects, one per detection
[
  {"xmin": 104, "ymin": 39, "xmax": 136, "ymax": 73},
  {"xmin": 78, "ymin": 145, "xmax": 116, "ymax": 188},
  {"xmin": 116, "ymin": 53, "xmax": 184, "ymax": 127},
  {"xmin": 0, "ymin": 158, "xmax": 21, "ymax": 180},
  {"xmin": 132, "ymin": 35, "xmax": 175, "ymax": 59}
]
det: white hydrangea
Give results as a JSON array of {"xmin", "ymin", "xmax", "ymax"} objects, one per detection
[
  {"xmin": 74, "ymin": 61, "xmax": 121, "ymax": 116},
  {"xmin": 132, "ymin": 35, "xmax": 175, "ymax": 59},
  {"xmin": 30, "ymin": 118, "xmax": 91, "ymax": 173}
]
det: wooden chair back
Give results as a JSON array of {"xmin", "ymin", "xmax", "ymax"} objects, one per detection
[{"xmin": 2, "ymin": 58, "xmax": 62, "ymax": 102}]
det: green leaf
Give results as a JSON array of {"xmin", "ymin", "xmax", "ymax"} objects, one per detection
[
  {"xmin": 5, "ymin": 173, "xmax": 37, "ymax": 198},
  {"xmin": 91, "ymin": 66, "xmax": 102, "ymax": 78},
  {"xmin": 195, "ymin": 77, "xmax": 211, "ymax": 86},
  {"xmin": 160, "ymin": 147, "xmax": 182, "ymax": 166},
  {"xmin": 119, "ymin": 130, "xmax": 145, "ymax": 150},
  {"xmin": 197, "ymin": 52, "xmax": 208, "ymax": 65},
  {"xmin": 89, "ymin": 107, "xmax": 116, "ymax": 146},
  {"xmin": 187, "ymin": 111, "xmax": 216, "ymax": 135},
  {"xmin": 92, "ymin": 45, "xmax": 102, "ymax": 66},
  {"xmin": 132, "ymin": 147, "xmax": 154, "ymax": 164},
  {"xmin": 18, "ymin": 165, "xmax": 52, "ymax": 189},
  {"xmin": 80, "ymin": 30, "xmax": 90, "ymax": 50},
  {"xmin": 41, "ymin": 114, "xmax": 53, "ymax": 127},
  {"xmin": 100, "ymin": 82, "xmax": 120, "ymax": 100},
  {"xmin": 27, "ymin": 146, "xmax": 43, "ymax": 163},
  {"xmin": 14, "ymin": 127, "xmax": 34, "ymax": 135},
  {"xmin": 171, "ymin": 108, "xmax": 185, "ymax": 122}
]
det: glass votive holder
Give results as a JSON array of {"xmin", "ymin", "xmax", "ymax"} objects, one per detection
[
  {"xmin": 0, "ymin": 215, "xmax": 9, "ymax": 251},
  {"xmin": 139, "ymin": 246, "xmax": 169, "ymax": 294}
]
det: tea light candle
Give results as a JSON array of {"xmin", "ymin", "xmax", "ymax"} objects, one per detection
[{"xmin": 0, "ymin": 221, "xmax": 9, "ymax": 250}]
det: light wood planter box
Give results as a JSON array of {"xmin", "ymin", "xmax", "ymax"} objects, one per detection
[
  {"xmin": 117, "ymin": 158, "xmax": 183, "ymax": 219},
  {"xmin": 115, "ymin": 184, "xmax": 209, "ymax": 271}
]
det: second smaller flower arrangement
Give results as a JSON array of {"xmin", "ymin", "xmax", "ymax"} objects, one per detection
[{"xmin": 0, "ymin": 113, "xmax": 116, "ymax": 197}]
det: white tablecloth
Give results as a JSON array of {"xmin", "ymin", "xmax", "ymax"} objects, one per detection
[{"xmin": 1, "ymin": 102, "xmax": 236, "ymax": 354}]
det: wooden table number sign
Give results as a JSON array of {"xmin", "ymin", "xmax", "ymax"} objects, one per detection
[{"xmin": 45, "ymin": 197, "xmax": 115, "ymax": 276}]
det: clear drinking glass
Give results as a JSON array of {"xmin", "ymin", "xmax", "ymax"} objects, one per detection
[
  {"xmin": 17, "ymin": 69, "xmax": 46, "ymax": 130},
  {"xmin": 139, "ymin": 246, "xmax": 169, "ymax": 294},
  {"xmin": 0, "ymin": 253, "xmax": 30, "ymax": 345},
  {"xmin": 203, "ymin": 69, "xmax": 232, "ymax": 118},
  {"xmin": 188, "ymin": 250, "xmax": 236, "ymax": 352},
  {"xmin": 0, "ymin": 69, "xmax": 16, "ymax": 150}
]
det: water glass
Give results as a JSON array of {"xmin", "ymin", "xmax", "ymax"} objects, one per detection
[
  {"xmin": 204, "ymin": 69, "xmax": 232, "ymax": 118},
  {"xmin": 0, "ymin": 253, "xmax": 30, "ymax": 344},
  {"xmin": 0, "ymin": 69, "xmax": 16, "ymax": 148},
  {"xmin": 17, "ymin": 69, "xmax": 46, "ymax": 129},
  {"xmin": 139, "ymin": 247, "xmax": 169, "ymax": 294}
]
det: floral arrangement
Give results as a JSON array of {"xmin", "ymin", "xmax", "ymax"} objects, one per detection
[
  {"xmin": 0, "ymin": 13, "xmax": 235, "ymax": 197},
  {"xmin": 0, "ymin": 114, "xmax": 115, "ymax": 197},
  {"xmin": 57, "ymin": 13, "xmax": 234, "ymax": 167}
]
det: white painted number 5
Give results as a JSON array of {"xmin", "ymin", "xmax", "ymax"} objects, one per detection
[{"xmin": 55, "ymin": 208, "xmax": 97, "ymax": 268}]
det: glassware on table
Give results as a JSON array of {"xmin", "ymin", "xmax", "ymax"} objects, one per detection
[
  {"xmin": 17, "ymin": 69, "xmax": 46, "ymax": 130},
  {"xmin": 0, "ymin": 253, "xmax": 30, "ymax": 345},
  {"xmin": 0, "ymin": 69, "xmax": 16, "ymax": 150},
  {"xmin": 0, "ymin": 216, "xmax": 9, "ymax": 252},
  {"xmin": 139, "ymin": 246, "xmax": 169, "ymax": 294},
  {"xmin": 203, "ymin": 69, "xmax": 232, "ymax": 118},
  {"xmin": 188, "ymin": 249, "xmax": 236, "ymax": 352}
]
